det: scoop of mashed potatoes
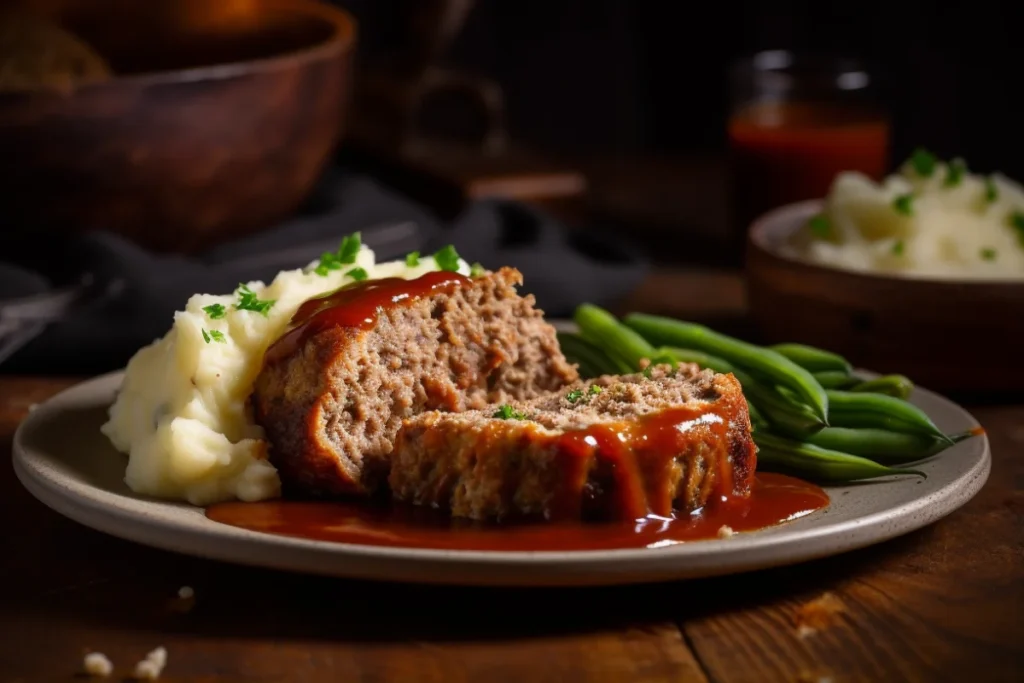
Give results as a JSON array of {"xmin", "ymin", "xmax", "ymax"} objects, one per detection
[
  {"xmin": 101, "ymin": 240, "xmax": 471, "ymax": 506},
  {"xmin": 785, "ymin": 151, "xmax": 1024, "ymax": 279}
]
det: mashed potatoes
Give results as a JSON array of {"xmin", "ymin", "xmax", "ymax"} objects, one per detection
[
  {"xmin": 101, "ymin": 238, "xmax": 471, "ymax": 505},
  {"xmin": 786, "ymin": 151, "xmax": 1024, "ymax": 279}
]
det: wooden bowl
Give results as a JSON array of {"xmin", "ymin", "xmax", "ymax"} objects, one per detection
[
  {"xmin": 0, "ymin": 0, "xmax": 356, "ymax": 253},
  {"xmin": 746, "ymin": 200, "xmax": 1024, "ymax": 396}
]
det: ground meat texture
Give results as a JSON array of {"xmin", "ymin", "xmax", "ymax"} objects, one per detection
[
  {"xmin": 389, "ymin": 367, "xmax": 757, "ymax": 521},
  {"xmin": 252, "ymin": 267, "xmax": 578, "ymax": 496}
]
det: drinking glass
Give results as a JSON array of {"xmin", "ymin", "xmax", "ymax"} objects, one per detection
[{"xmin": 728, "ymin": 50, "xmax": 890, "ymax": 245}]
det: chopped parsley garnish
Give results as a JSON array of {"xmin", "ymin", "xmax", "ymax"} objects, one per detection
[
  {"xmin": 337, "ymin": 232, "xmax": 362, "ymax": 264},
  {"xmin": 493, "ymin": 404, "xmax": 527, "ymax": 420},
  {"xmin": 405, "ymin": 251, "xmax": 420, "ymax": 267},
  {"xmin": 313, "ymin": 232, "xmax": 362, "ymax": 276},
  {"xmin": 891, "ymin": 240, "xmax": 905, "ymax": 257},
  {"xmin": 1010, "ymin": 211, "xmax": 1024, "ymax": 246},
  {"xmin": 893, "ymin": 193, "xmax": 915, "ymax": 216},
  {"xmin": 567, "ymin": 384, "xmax": 602, "ymax": 404},
  {"xmin": 944, "ymin": 158, "xmax": 967, "ymax": 187},
  {"xmin": 346, "ymin": 267, "xmax": 369, "ymax": 282},
  {"xmin": 985, "ymin": 177, "xmax": 999, "ymax": 203},
  {"xmin": 234, "ymin": 284, "xmax": 275, "ymax": 317},
  {"xmin": 642, "ymin": 365, "xmax": 654, "ymax": 379},
  {"xmin": 433, "ymin": 245, "xmax": 462, "ymax": 272},
  {"xmin": 909, "ymin": 148, "xmax": 937, "ymax": 177},
  {"xmin": 980, "ymin": 247, "xmax": 997, "ymax": 261},
  {"xmin": 469, "ymin": 262, "xmax": 486, "ymax": 277},
  {"xmin": 808, "ymin": 214, "xmax": 832, "ymax": 239},
  {"xmin": 202, "ymin": 329, "xmax": 225, "ymax": 344},
  {"xmin": 203, "ymin": 303, "xmax": 226, "ymax": 319},
  {"xmin": 314, "ymin": 252, "xmax": 343, "ymax": 276}
]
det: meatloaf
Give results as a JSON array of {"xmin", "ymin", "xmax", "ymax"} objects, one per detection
[
  {"xmin": 389, "ymin": 365, "xmax": 757, "ymax": 521},
  {"xmin": 253, "ymin": 267, "xmax": 579, "ymax": 497}
]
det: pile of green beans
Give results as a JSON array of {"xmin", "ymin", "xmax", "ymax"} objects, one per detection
[
  {"xmin": 561, "ymin": 305, "xmax": 983, "ymax": 485},
  {"xmin": 556, "ymin": 332, "xmax": 631, "ymax": 377},
  {"xmin": 624, "ymin": 313, "xmax": 830, "ymax": 422}
]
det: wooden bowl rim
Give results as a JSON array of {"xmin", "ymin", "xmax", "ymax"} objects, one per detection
[
  {"xmin": 1, "ymin": 0, "xmax": 356, "ymax": 95},
  {"xmin": 746, "ymin": 199, "xmax": 1024, "ymax": 289}
]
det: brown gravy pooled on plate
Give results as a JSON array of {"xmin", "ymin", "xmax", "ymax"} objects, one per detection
[{"xmin": 206, "ymin": 473, "xmax": 829, "ymax": 552}]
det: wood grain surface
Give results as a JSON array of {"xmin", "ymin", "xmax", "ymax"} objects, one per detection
[{"xmin": 1, "ymin": 273, "xmax": 1022, "ymax": 682}]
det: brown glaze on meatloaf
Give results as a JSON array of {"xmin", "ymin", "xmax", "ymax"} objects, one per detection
[
  {"xmin": 252, "ymin": 267, "xmax": 579, "ymax": 497},
  {"xmin": 389, "ymin": 366, "xmax": 757, "ymax": 522}
]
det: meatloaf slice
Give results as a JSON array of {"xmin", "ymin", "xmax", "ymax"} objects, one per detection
[
  {"xmin": 252, "ymin": 267, "xmax": 579, "ymax": 497},
  {"xmin": 389, "ymin": 366, "xmax": 757, "ymax": 522}
]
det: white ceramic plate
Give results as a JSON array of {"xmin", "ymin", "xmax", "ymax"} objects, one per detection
[{"xmin": 13, "ymin": 370, "xmax": 990, "ymax": 587}]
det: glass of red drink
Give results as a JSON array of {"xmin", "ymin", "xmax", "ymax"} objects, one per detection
[{"xmin": 727, "ymin": 50, "xmax": 890, "ymax": 246}]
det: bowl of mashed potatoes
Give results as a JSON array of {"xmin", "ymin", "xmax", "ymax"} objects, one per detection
[{"xmin": 746, "ymin": 150, "xmax": 1024, "ymax": 394}]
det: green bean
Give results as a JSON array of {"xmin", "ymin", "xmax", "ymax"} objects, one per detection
[
  {"xmin": 575, "ymin": 305, "xmax": 658, "ymax": 370},
  {"xmin": 771, "ymin": 343, "xmax": 853, "ymax": 374},
  {"xmin": 851, "ymin": 375, "xmax": 915, "ymax": 400},
  {"xmin": 624, "ymin": 314, "xmax": 829, "ymax": 422},
  {"xmin": 754, "ymin": 433, "xmax": 925, "ymax": 483},
  {"xmin": 813, "ymin": 371, "xmax": 859, "ymax": 389},
  {"xmin": 657, "ymin": 346, "xmax": 736, "ymax": 374},
  {"xmin": 561, "ymin": 333, "xmax": 630, "ymax": 376},
  {"xmin": 557, "ymin": 333, "xmax": 600, "ymax": 376},
  {"xmin": 557, "ymin": 332, "xmax": 631, "ymax": 376},
  {"xmin": 564, "ymin": 352, "xmax": 602, "ymax": 379},
  {"xmin": 805, "ymin": 427, "xmax": 976, "ymax": 464},
  {"xmin": 647, "ymin": 350, "xmax": 680, "ymax": 370},
  {"xmin": 826, "ymin": 389, "xmax": 949, "ymax": 442},
  {"xmin": 733, "ymin": 369, "xmax": 825, "ymax": 438}
]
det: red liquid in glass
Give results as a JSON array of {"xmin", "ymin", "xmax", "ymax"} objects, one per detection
[{"xmin": 729, "ymin": 101, "xmax": 890, "ymax": 239}]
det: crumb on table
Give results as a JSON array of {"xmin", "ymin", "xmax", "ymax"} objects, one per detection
[
  {"xmin": 133, "ymin": 646, "xmax": 167, "ymax": 680},
  {"xmin": 794, "ymin": 592, "xmax": 845, "ymax": 637},
  {"xmin": 83, "ymin": 652, "xmax": 113, "ymax": 677}
]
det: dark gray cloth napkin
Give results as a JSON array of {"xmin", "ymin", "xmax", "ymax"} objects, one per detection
[{"xmin": 0, "ymin": 171, "xmax": 648, "ymax": 374}]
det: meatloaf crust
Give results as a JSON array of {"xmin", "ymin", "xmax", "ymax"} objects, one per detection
[
  {"xmin": 389, "ymin": 366, "xmax": 757, "ymax": 521},
  {"xmin": 252, "ymin": 267, "xmax": 579, "ymax": 497}
]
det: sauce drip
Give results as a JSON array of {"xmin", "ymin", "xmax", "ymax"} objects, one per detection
[
  {"xmin": 264, "ymin": 271, "xmax": 471, "ymax": 364},
  {"xmin": 547, "ymin": 405, "xmax": 738, "ymax": 522},
  {"xmin": 206, "ymin": 473, "xmax": 829, "ymax": 552}
]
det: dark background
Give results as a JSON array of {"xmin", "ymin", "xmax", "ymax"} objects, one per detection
[{"xmin": 335, "ymin": 0, "xmax": 1023, "ymax": 179}]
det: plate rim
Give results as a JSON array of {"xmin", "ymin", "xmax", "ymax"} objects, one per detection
[{"xmin": 11, "ymin": 369, "xmax": 992, "ymax": 586}]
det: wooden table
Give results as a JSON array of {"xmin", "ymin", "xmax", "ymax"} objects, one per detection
[{"xmin": 2, "ymin": 272, "xmax": 1022, "ymax": 683}]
